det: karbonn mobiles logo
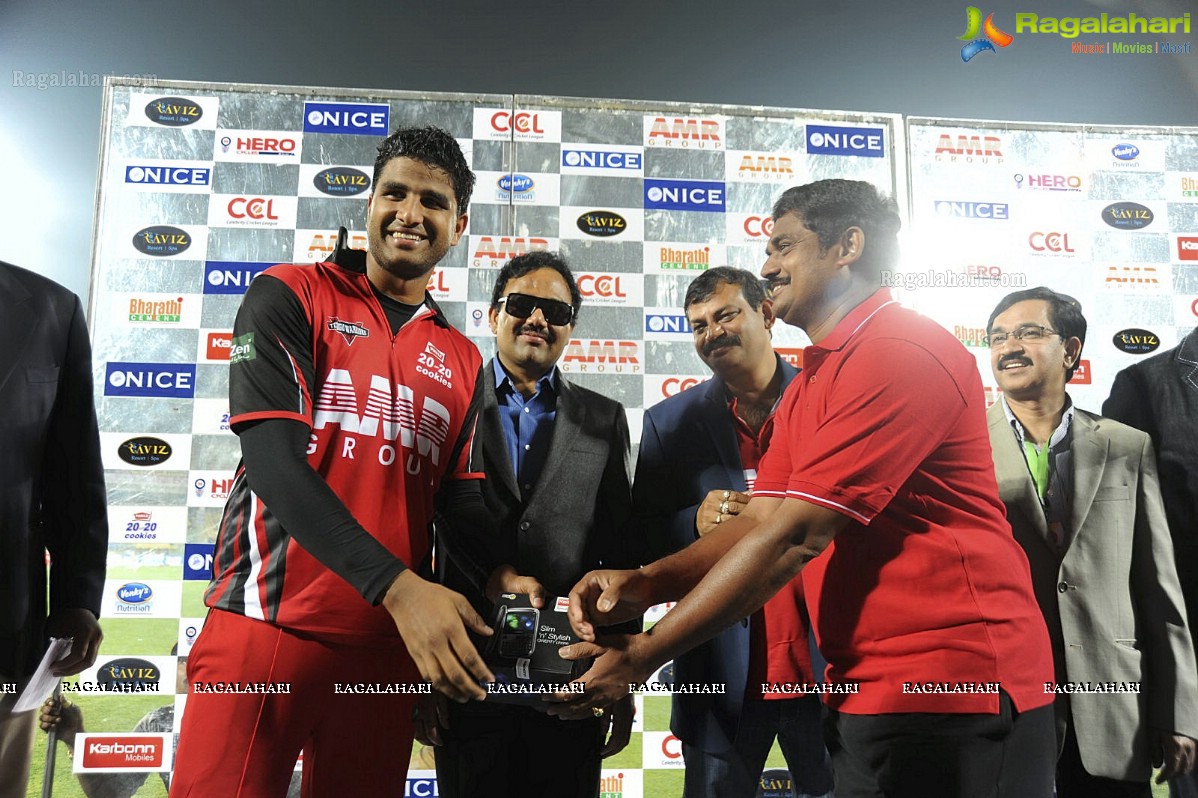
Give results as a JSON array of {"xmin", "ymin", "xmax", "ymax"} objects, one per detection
[
  {"xmin": 644, "ymin": 179, "xmax": 726, "ymax": 212},
  {"xmin": 125, "ymin": 165, "xmax": 210, "ymax": 187},
  {"xmin": 117, "ymin": 583, "xmax": 153, "ymax": 604},
  {"xmin": 576, "ymin": 211, "xmax": 627, "ymax": 237},
  {"xmin": 105, "ymin": 363, "xmax": 196, "ymax": 399},
  {"xmin": 958, "ymin": 7, "xmax": 1014, "ymax": 61},
  {"xmin": 1113, "ymin": 328, "xmax": 1160, "ymax": 354},
  {"xmin": 144, "ymin": 96, "xmax": 202, "ymax": 126},
  {"xmin": 303, "ymin": 101, "xmax": 389, "ymax": 136},
  {"xmin": 1014, "ymin": 173, "xmax": 1082, "ymax": 192},
  {"xmin": 934, "ymin": 200, "xmax": 1009, "ymax": 220},
  {"xmin": 743, "ymin": 216, "xmax": 774, "ymax": 239},
  {"xmin": 132, "ymin": 226, "xmax": 190, "ymax": 257},
  {"xmin": 471, "ymin": 236, "xmax": 552, "ymax": 266},
  {"xmin": 1028, "ymin": 231, "xmax": 1074, "ymax": 253},
  {"xmin": 314, "ymin": 167, "xmax": 370, "ymax": 197},
  {"xmin": 646, "ymin": 116, "xmax": 724, "ymax": 149},
  {"xmin": 806, "ymin": 125, "xmax": 885, "ymax": 158},
  {"xmin": 118, "ymin": 437, "xmax": 172, "ymax": 467},
  {"xmin": 1179, "ymin": 236, "xmax": 1198, "ymax": 261},
  {"xmin": 82, "ymin": 736, "xmax": 166, "ymax": 768},
  {"xmin": 1103, "ymin": 202, "xmax": 1154, "ymax": 230},
  {"xmin": 204, "ymin": 262, "xmax": 271, "ymax": 295}
]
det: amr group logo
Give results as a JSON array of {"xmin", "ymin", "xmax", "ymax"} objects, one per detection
[{"xmin": 958, "ymin": 7, "xmax": 1014, "ymax": 61}]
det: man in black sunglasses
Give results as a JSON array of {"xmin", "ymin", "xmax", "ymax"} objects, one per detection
[{"xmin": 425, "ymin": 250, "xmax": 639, "ymax": 798}]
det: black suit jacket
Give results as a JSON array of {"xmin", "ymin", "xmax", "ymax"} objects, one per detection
[
  {"xmin": 0, "ymin": 262, "xmax": 107, "ymax": 679},
  {"xmin": 441, "ymin": 359, "xmax": 637, "ymax": 631}
]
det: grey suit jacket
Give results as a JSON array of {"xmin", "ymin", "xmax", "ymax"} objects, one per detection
[
  {"xmin": 441, "ymin": 359, "xmax": 637, "ymax": 625},
  {"xmin": 0, "ymin": 262, "xmax": 107, "ymax": 680},
  {"xmin": 988, "ymin": 402, "xmax": 1198, "ymax": 780}
]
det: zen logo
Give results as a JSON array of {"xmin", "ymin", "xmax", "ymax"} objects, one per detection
[{"xmin": 958, "ymin": 7, "xmax": 1014, "ymax": 61}]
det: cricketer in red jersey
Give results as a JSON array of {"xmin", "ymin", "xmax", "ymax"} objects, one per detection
[
  {"xmin": 554, "ymin": 180, "xmax": 1058, "ymax": 798},
  {"xmin": 170, "ymin": 127, "xmax": 502, "ymax": 798}
]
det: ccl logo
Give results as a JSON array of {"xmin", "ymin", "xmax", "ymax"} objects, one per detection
[
  {"xmin": 662, "ymin": 377, "xmax": 705, "ymax": 398},
  {"xmin": 228, "ymin": 198, "xmax": 278, "ymax": 220},
  {"xmin": 662, "ymin": 734, "xmax": 683, "ymax": 760},
  {"xmin": 578, "ymin": 275, "xmax": 626, "ymax": 298},
  {"xmin": 491, "ymin": 111, "xmax": 545, "ymax": 135},
  {"xmin": 743, "ymin": 216, "xmax": 774, "ymax": 239},
  {"xmin": 1028, "ymin": 232, "xmax": 1074, "ymax": 253}
]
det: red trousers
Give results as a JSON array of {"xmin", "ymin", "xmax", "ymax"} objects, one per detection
[{"xmin": 170, "ymin": 609, "xmax": 420, "ymax": 797}]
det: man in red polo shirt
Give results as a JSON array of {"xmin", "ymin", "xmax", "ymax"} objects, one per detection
[{"xmin": 552, "ymin": 180, "xmax": 1056, "ymax": 797}]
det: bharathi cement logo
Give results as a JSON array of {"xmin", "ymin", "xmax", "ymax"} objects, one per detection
[{"xmin": 958, "ymin": 7, "xmax": 1014, "ymax": 61}]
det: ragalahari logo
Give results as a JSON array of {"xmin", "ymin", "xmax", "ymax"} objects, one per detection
[{"xmin": 959, "ymin": 7, "xmax": 1014, "ymax": 61}]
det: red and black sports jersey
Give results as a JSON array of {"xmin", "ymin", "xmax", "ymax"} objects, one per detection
[{"xmin": 205, "ymin": 260, "xmax": 483, "ymax": 643}]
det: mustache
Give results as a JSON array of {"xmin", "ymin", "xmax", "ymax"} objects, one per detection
[
  {"xmin": 516, "ymin": 324, "xmax": 554, "ymax": 344},
  {"xmin": 999, "ymin": 355, "xmax": 1032, "ymax": 370},
  {"xmin": 702, "ymin": 334, "xmax": 741, "ymax": 356}
]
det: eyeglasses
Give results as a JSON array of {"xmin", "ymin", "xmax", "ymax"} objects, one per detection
[
  {"xmin": 497, "ymin": 292, "xmax": 574, "ymax": 326},
  {"xmin": 984, "ymin": 325, "xmax": 1061, "ymax": 348}
]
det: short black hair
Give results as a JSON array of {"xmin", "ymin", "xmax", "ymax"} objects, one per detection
[
  {"xmin": 372, "ymin": 126, "xmax": 474, "ymax": 214},
  {"xmin": 683, "ymin": 266, "xmax": 767, "ymax": 312},
  {"xmin": 490, "ymin": 251, "xmax": 582, "ymax": 323},
  {"xmin": 987, "ymin": 287, "xmax": 1087, "ymax": 380},
  {"xmin": 771, "ymin": 179, "xmax": 901, "ymax": 274}
]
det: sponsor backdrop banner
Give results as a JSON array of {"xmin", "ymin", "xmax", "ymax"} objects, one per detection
[{"xmin": 77, "ymin": 78, "xmax": 1198, "ymax": 797}]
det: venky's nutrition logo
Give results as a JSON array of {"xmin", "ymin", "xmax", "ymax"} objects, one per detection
[{"xmin": 958, "ymin": 7, "xmax": 1014, "ymax": 62}]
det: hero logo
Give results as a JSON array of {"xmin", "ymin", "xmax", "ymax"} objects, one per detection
[
  {"xmin": 560, "ymin": 340, "xmax": 641, "ymax": 374},
  {"xmin": 578, "ymin": 275, "xmax": 627, "ymax": 298},
  {"xmin": 303, "ymin": 101, "xmax": 389, "ymax": 136},
  {"xmin": 227, "ymin": 197, "xmax": 279, "ymax": 220},
  {"xmin": 806, "ymin": 124, "xmax": 885, "ymax": 158},
  {"xmin": 662, "ymin": 376, "xmax": 706, "ymax": 397},
  {"xmin": 204, "ymin": 262, "xmax": 271, "ymax": 295},
  {"xmin": 1179, "ymin": 237, "xmax": 1198, "ymax": 261},
  {"xmin": 646, "ymin": 314, "xmax": 691, "ymax": 334},
  {"xmin": 934, "ymin": 134, "xmax": 1003, "ymax": 163},
  {"xmin": 491, "ymin": 111, "xmax": 547, "ymax": 135},
  {"xmin": 207, "ymin": 332, "xmax": 233, "ymax": 360},
  {"xmin": 646, "ymin": 116, "xmax": 724, "ymax": 149},
  {"xmin": 105, "ymin": 363, "xmax": 196, "ymax": 399},
  {"xmin": 81, "ymin": 736, "xmax": 165, "ymax": 768},
  {"xmin": 743, "ymin": 215, "xmax": 774, "ymax": 239},
  {"xmin": 644, "ymin": 179, "xmax": 726, "ymax": 213},
  {"xmin": 1014, "ymin": 173, "xmax": 1082, "ymax": 192},
  {"xmin": 472, "ymin": 236, "xmax": 551, "ymax": 267},
  {"xmin": 1028, "ymin": 232, "xmax": 1075, "ymax": 254},
  {"xmin": 312, "ymin": 369, "xmax": 453, "ymax": 472},
  {"xmin": 194, "ymin": 476, "xmax": 235, "ymax": 502},
  {"xmin": 218, "ymin": 134, "xmax": 298, "ymax": 158},
  {"xmin": 125, "ymin": 165, "xmax": 210, "ymax": 186},
  {"xmin": 934, "ymin": 201, "xmax": 1009, "ymax": 220}
]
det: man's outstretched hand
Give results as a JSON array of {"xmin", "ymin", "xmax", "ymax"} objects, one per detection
[
  {"xmin": 567, "ymin": 569, "xmax": 653, "ymax": 642},
  {"xmin": 383, "ymin": 570, "xmax": 494, "ymax": 702}
]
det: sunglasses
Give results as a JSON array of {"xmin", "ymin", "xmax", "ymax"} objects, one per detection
[{"xmin": 497, "ymin": 292, "xmax": 574, "ymax": 326}]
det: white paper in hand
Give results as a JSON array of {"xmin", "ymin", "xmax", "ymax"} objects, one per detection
[{"xmin": 13, "ymin": 638, "xmax": 73, "ymax": 713}]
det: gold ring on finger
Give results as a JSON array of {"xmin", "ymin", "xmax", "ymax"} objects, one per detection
[
  {"xmin": 722, "ymin": 490, "xmax": 730, "ymax": 501},
  {"xmin": 715, "ymin": 513, "xmax": 723, "ymax": 524},
  {"xmin": 592, "ymin": 707, "xmax": 605, "ymax": 718},
  {"xmin": 719, "ymin": 500, "xmax": 730, "ymax": 515}
]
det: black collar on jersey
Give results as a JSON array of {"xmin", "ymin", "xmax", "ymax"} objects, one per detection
[{"xmin": 327, "ymin": 226, "xmax": 453, "ymax": 329}]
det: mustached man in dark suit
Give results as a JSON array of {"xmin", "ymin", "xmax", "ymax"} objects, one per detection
[
  {"xmin": 634, "ymin": 266, "xmax": 832, "ymax": 798},
  {"xmin": 421, "ymin": 250, "xmax": 638, "ymax": 798},
  {"xmin": 0, "ymin": 261, "xmax": 107, "ymax": 798}
]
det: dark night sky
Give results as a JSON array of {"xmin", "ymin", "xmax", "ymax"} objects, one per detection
[{"xmin": 3, "ymin": 0, "xmax": 1195, "ymax": 297}]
